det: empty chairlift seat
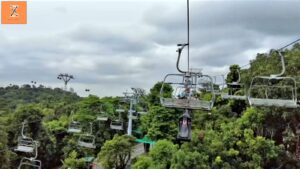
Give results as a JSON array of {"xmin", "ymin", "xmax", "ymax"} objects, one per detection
[
  {"xmin": 221, "ymin": 82, "xmax": 247, "ymax": 100},
  {"xmin": 116, "ymin": 108, "xmax": 125, "ymax": 113},
  {"xmin": 97, "ymin": 112, "xmax": 108, "ymax": 121},
  {"xmin": 221, "ymin": 68, "xmax": 247, "ymax": 101},
  {"xmin": 14, "ymin": 137, "xmax": 35, "ymax": 153},
  {"xmin": 67, "ymin": 121, "xmax": 82, "ymax": 133},
  {"xmin": 78, "ymin": 134, "xmax": 96, "ymax": 149},
  {"xmin": 110, "ymin": 120, "xmax": 123, "ymax": 130},
  {"xmin": 248, "ymin": 76, "xmax": 298, "ymax": 108}
]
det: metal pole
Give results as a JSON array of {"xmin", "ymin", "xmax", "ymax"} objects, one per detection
[{"xmin": 127, "ymin": 98, "xmax": 134, "ymax": 135}]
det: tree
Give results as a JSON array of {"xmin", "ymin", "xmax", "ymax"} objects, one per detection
[
  {"xmin": 140, "ymin": 106, "xmax": 178, "ymax": 140},
  {"xmin": 133, "ymin": 140, "xmax": 178, "ymax": 169},
  {"xmin": 0, "ymin": 125, "xmax": 10, "ymax": 168},
  {"xmin": 132, "ymin": 156, "xmax": 153, "ymax": 169},
  {"xmin": 97, "ymin": 135, "xmax": 135, "ymax": 169},
  {"xmin": 149, "ymin": 140, "xmax": 178, "ymax": 169},
  {"xmin": 171, "ymin": 150, "xmax": 210, "ymax": 169},
  {"xmin": 62, "ymin": 150, "xmax": 86, "ymax": 169},
  {"xmin": 148, "ymin": 82, "xmax": 173, "ymax": 106}
]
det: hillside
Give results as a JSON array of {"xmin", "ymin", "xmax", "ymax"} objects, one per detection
[{"xmin": 0, "ymin": 45, "xmax": 299, "ymax": 169}]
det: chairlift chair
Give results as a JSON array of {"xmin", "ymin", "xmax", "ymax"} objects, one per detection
[
  {"xmin": 67, "ymin": 121, "xmax": 82, "ymax": 133},
  {"xmin": 17, "ymin": 140, "xmax": 41, "ymax": 169},
  {"xmin": 248, "ymin": 51, "xmax": 298, "ymax": 108},
  {"xmin": 110, "ymin": 120, "xmax": 124, "ymax": 130},
  {"xmin": 160, "ymin": 73, "xmax": 215, "ymax": 111},
  {"xmin": 15, "ymin": 137, "xmax": 35, "ymax": 153},
  {"xmin": 97, "ymin": 111, "xmax": 109, "ymax": 121},
  {"xmin": 67, "ymin": 111, "xmax": 82, "ymax": 133},
  {"xmin": 14, "ymin": 122, "xmax": 35, "ymax": 153},
  {"xmin": 209, "ymin": 75, "xmax": 225, "ymax": 95},
  {"xmin": 18, "ymin": 157, "xmax": 42, "ymax": 169},
  {"xmin": 221, "ymin": 69, "xmax": 247, "ymax": 100},
  {"xmin": 110, "ymin": 107, "xmax": 124, "ymax": 130},
  {"xmin": 78, "ymin": 134, "xmax": 96, "ymax": 149},
  {"xmin": 78, "ymin": 123, "xmax": 96, "ymax": 149},
  {"xmin": 137, "ymin": 111, "xmax": 148, "ymax": 115},
  {"xmin": 116, "ymin": 108, "xmax": 125, "ymax": 113}
]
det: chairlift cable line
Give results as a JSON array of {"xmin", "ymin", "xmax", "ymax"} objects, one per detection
[
  {"xmin": 187, "ymin": 0, "xmax": 190, "ymax": 71},
  {"xmin": 219, "ymin": 38, "xmax": 300, "ymax": 77},
  {"xmin": 277, "ymin": 38, "xmax": 300, "ymax": 51}
]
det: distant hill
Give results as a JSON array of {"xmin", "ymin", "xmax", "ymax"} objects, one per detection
[{"xmin": 0, "ymin": 84, "xmax": 81, "ymax": 111}]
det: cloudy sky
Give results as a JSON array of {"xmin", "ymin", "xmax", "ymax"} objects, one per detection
[{"xmin": 0, "ymin": 0, "xmax": 299, "ymax": 97}]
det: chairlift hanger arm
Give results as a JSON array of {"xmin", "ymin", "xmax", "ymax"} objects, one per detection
[
  {"xmin": 176, "ymin": 43, "xmax": 189, "ymax": 73},
  {"xmin": 270, "ymin": 38, "xmax": 300, "ymax": 77}
]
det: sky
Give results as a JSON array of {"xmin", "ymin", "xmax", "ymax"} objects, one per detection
[{"xmin": 0, "ymin": 0, "xmax": 300, "ymax": 97}]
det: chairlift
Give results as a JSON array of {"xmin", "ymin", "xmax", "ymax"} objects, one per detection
[
  {"xmin": 137, "ymin": 111, "xmax": 148, "ymax": 115},
  {"xmin": 97, "ymin": 111, "xmax": 109, "ymax": 121},
  {"xmin": 248, "ymin": 51, "xmax": 298, "ymax": 108},
  {"xmin": 110, "ymin": 108, "xmax": 124, "ymax": 130},
  {"xmin": 110, "ymin": 120, "xmax": 124, "ymax": 130},
  {"xmin": 208, "ymin": 75, "xmax": 225, "ymax": 95},
  {"xmin": 17, "ymin": 140, "xmax": 41, "ymax": 169},
  {"xmin": 78, "ymin": 123, "xmax": 96, "ymax": 149},
  {"xmin": 177, "ymin": 110, "xmax": 192, "ymax": 141},
  {"xmin": 97, "ymin": 105, "xmax": 109, "ymax": 121},
  {"xmin": 67, "ymin": 121, "xmax": 82, "ymax": 133},
  {"xmin": 116, "ymin": 108, "xmax": 125, "ymax": 113},
  {"xmin": 14, "ymin": 122, "xmax": 35, "ymax": 153},
  {"xmin": 160, "ymin": 73, "xmax": 215, "ymax": 111},
  {"xmin": 18, "ymin": 157, "xmax": 42, "ymax": 169},
  {"xmin": 78, "ymin": 135, "xmax": 96, "ymax": 149},
  {"xmin": 67, "ymin": 111, "xmax": 82, "ymax": 133},
  {"xmin": 221, "ymin": 69, "xmax": 247, "ymax": 100}
]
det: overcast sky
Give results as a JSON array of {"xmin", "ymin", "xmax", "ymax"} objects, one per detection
[{"xmin": 0, "ymin": 0, "xmax": 299, "ymax": 97}]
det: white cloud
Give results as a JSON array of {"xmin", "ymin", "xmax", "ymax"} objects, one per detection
[{"xmin": 0, "ymin": 0, "xmax": 299, "ymax": 96}]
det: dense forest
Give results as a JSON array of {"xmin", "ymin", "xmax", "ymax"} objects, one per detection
[{"xmin": 0, "ymin": 44, "xmax": 300, "ymax": 169}]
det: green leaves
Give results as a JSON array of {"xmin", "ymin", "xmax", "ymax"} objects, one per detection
[
  {"xmin": 62, "ymin": 150, "xmax": 86, "ymax": 169},
  {"xmin": 141, "ymin": 106, "xmax": 178, "ymax": 141},
  {"xmin": 97, "ymin": 135, "xmax": 135, "ymax": 169}
]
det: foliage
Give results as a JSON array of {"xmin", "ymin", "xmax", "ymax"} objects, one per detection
[
  {"xmin": 62, "ymin": 150, "xmax": 86, "ymax": 169},
  {"xmin": 1, "ymin": 44, "xmax": 300, "ymax": 169},
  {"xmin": 97, "ymin": 135, "xmax": 136, "ymax": 169},
  {"xmin": 141, "ymin": 106, "xmax": 178, "ymax": 140}
]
